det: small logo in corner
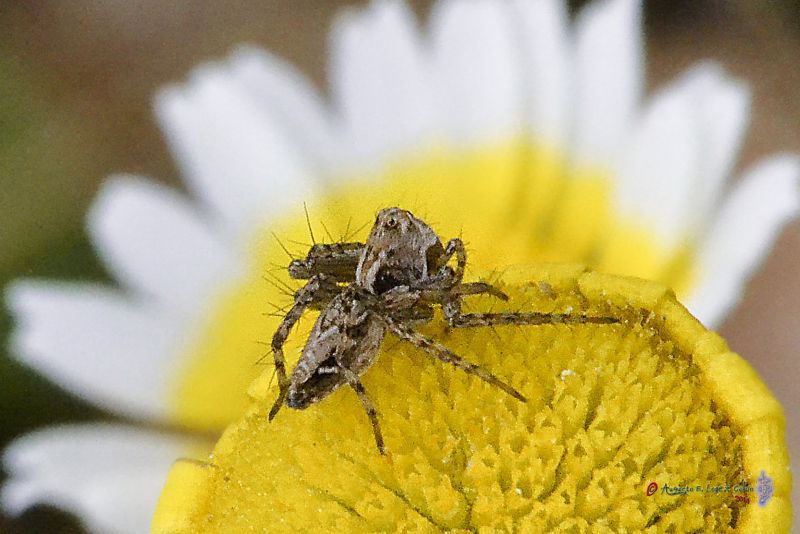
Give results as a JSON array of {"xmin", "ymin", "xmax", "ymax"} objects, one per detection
[
  {"xmin": 756, "ymin": 470, "xmax": 773, "ymax": 508},
  {"xmin": 646, "ymin": 482, "xmax": 658, "ymax": 496}
]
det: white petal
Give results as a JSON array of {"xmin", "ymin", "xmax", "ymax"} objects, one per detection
[
  {"xmin": 511, "ymin": 0, "xmax": 572, "ymax": 147},
  {"xmin": 2, "ymin": 424, "xmax": 196, "ymax": 534},
  {"xmin": 330, "ymin": 0, "xmax": 434, "ymax": 168},
  {"xmin": 613, "ymin": 64, "xmax": 750, "ymax": 251},
  {"xmin": 573, "ymin": 0, "xmax": 643, "ymax": 168},
  {"xmin": 686, "ymin": 155, "xmax": 800, "ymax": 326},
  {"xmin": 154, "ymin": 61, "xmax": 314, "ymax": 239},
  {"xmin": 227, "ymin": 46, "xmax": 337, "ymax": 170},
  {"xmin": 7, "ymin": 281, "xmax": 185, "ymax": 420},
  {"xmin": 430, "ymin": 0, "xmax": 523, "ymax": 145},
  {"xmin": 680, "ymin": 62, "xmax": 750, "ymax": 229},
  {"xmin": 615, "ymin": 71, "xmax": 701, "ymax": 251},
  {"xmin": 87, "ymin": 174, "xmax": 238, "ymax": 312}
]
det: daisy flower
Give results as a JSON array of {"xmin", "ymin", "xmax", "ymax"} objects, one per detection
[{"xmin": 3, "ymin": 0, "xmax": 797, "ymax": 532}]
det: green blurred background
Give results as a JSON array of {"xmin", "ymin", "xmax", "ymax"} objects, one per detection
[{"xmin": 1, "ymin": 1, "xmax": 799, "ymax": 532}]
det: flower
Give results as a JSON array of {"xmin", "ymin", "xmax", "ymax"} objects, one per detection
[
  {"xmin": 3, "ymin": 0, "xmax": 797, "ymax": 532},
  {"xmin": 152, "ymin": 266, "xmax": 792, "ymax": 532}
]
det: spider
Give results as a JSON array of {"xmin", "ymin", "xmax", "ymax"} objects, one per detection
[{"xmin": 268, "ymin": 207, "xmax": 616, "ymax": 454}]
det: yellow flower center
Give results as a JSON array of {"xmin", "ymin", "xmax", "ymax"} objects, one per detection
[
  {"xmin": 153, "ymin": 266, "xmax": 790, "ymax": 532},
  {"xmin": 167, "ymin": 142, "xmax": 694, "ymax": 431}
]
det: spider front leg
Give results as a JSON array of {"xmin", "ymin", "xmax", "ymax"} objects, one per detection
[
  {"xmin": 288, "ymin": 242, "xmax": 364, "ymax": 283},
  {"xmin": 409, "ymin": 279, "xmax": 615, "ymax": 329},
  {"xmin": 442, "ymin": 297, "xmax": 618, "ymax": 328},
  {"xmin": 435, "ymin": 238, "xmax": 467, "ymax": 282},
  {"xmin": 379, "ymin": 281, "xmax": 503, "ymax": 330},
  {"xmin": 392, "ymin": 280, "xmax": 508, "ymax": 320},
  {"xmin": 269, "ymin": 273, "xmax": 341, "ymax": 421},
  {"xmin": 398, "ymin": 278, "xmax": 508, "ymax": 304},
  {"xmin": 381, "ymin": 316, "xmax": 526, "ymax": 402}
]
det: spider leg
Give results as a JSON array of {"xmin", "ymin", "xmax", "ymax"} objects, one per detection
[
  {"xmin": 382, "ymin": 317, "xmax": 526, "ymax": 402},
  {"xmin": 451, "ymin": 281, "xmax": 508, "ymax": 300},
  {"xmin": 386, "ymin": 281, "xmax": 507, "ymax": 328},
  {"xmin": 431, "ymin": 285, "xmax": 615, "ymax": 329},
  {"xmin": 401, "ymin": 281, "xmax": 508, "ymax": 303},
  {"xmin": 390, "ymin": 303, "xmax": 435, "ymax": 326},
  {"xmin": 441, "ymin": 238, "xmax": 467, "ymax": 281},
  {"xmin": 269, "ymin": 274, "xmax": 341, "ymax": 421},
  {"xmin": 339, "ymin": 367, "xmax": 385, "ymax": 454},
  {"xmin": 446, "ymin": 309, "xmax": 619, "ymax": 328},
  {"xmin": 287, "ymin": 242, "xmax": 364, "ymax": 283}
]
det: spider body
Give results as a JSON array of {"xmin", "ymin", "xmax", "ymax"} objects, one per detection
[
  {"xmin": 269, "ymin": 208, "xmax": 616, "ymax": 454},
  {"xmin": 284, "ymin": 286, "xmax": 385, "ymax": 411}
]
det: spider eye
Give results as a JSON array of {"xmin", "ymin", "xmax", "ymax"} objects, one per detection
[{"xmin": 385, "ymin": 217, "xmax": 397, "ymax": 229}]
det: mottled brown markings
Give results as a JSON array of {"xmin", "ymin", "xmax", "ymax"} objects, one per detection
[
  {"xmin": 288, "ymin": 242, "xmax": 364, "ymax": 283},
  {"xmin": 269, "ymin": 207, "xmax": 618, "ymax": 454}
]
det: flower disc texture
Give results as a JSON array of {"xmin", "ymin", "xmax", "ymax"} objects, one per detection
[{"xmin": 153, "ymin": 266, "xmax": 791, "ymax": 533}]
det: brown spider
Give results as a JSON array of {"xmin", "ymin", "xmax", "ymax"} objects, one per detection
[{"xmin": 268, "ymin": 208, "xmax": 615, "ymax": 454}]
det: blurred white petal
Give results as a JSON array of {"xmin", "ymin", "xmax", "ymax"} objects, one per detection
[
  {"xmin": 573, "ymin": 0, "xmax": 643, "ymax": 168},
  {"xmin": 680, "ymin": 62, "xmax": 750, "ymax": 230},
  {"xmin": 512, "ymin": 0, "xmax": 572, "ymax": 147},
  {"xmin": 7, "ymin": 281, "xmax": 183, "ymax": 420},
  {"xmin": 687, "ymin": 155, "xmax": 800, "ymax": 325},
  {"xmin": 616, "ymin": 71, "xmax": 700, "ymax": 250},
  {"xmin": 87, "ymin": 174, "xmax": 238, "ymax": 312},
  {"xmin": 154, "ymin": 65, "xmax": 314, "ymax": 239},
  {"xmin": 430, "ymin": 0, "xmax": 523, "ymax": 145},
  {"xmin": 228, "ymin": 46, "xmax": 337, "ymax": 171},
  {"xmin": 2, "ymin": 425, "xmax": 194, "ymax": 534},
  {"xmin": 331, "ymin": 0, "xmax": 434, "ymax": 168}
]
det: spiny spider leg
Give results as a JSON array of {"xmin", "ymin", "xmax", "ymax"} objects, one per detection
[
  {"xmin": 440, "ymin": 238, "xmax": 467, "ymax": 281},
  {"xmin": 447, "ymin": 311, "xmax": 619, "ymax": 328},
  {"xmin": 385, "ymin": 281, "xmax": 507, "ymax": 325},
  {"xmin": 412, "ymin": 281, "xmax": 509, "ymax": 302},
  {"xmin": 381, "ymin": 316, "xmax": 527, "ymax": 402},
  {"xmin": 339, "ymin": 366, "xmax": 385, "ymax": 454},
  {"xmin": 288, "ymin": 242, "xmax": 365, "ymax": 282},
  {"xmin": 410, "ymin": 279, "xmax": 616, "ymax": 328},
  {"xmin": 380, "ymin": 281, "xmax": 507, "ymax": 329},
  {"xmin": 441, "ymin": 295, "xmax": 618, "ymax": 329},
  {"xmin": 269, "ymin": 274, "xmax": 341, "ymax": 421}
]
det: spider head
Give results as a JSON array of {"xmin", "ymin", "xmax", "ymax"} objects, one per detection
[
  {"xmin": 373, "ymin": 207, "xmax": 414, "ymax": 234},
  {"xmin": 356, "ymin": 208, "xmax": 445, "ymax": 294}
]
